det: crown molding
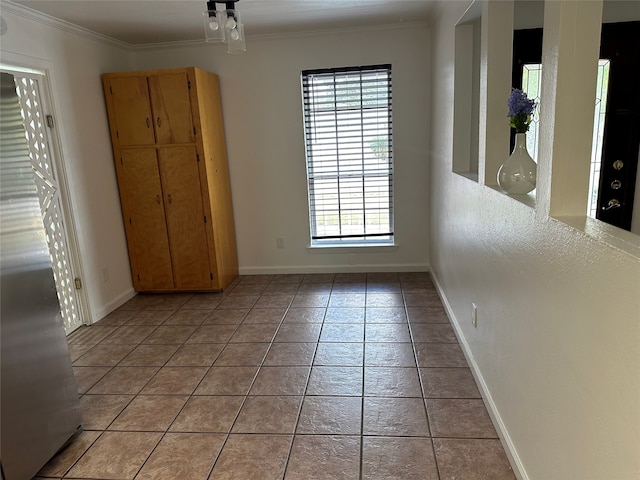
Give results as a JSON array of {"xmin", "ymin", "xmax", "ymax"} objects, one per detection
[{"xmin": 1, "ymin": 0, "xmax": 130, "ymax": 49}]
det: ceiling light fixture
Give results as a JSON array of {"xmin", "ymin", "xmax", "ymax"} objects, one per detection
[{"xmin": 203, "ymin": 0, "xmax": 246, "ymax": 54}]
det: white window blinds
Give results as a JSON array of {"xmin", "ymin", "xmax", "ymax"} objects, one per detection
[{"xmin": 301, "ymin": 64, "xmax": 393, "ymax": 244}]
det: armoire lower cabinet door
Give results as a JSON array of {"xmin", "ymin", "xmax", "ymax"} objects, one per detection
[
  {"xmin": 157, "ymin": 146, "xmax": 212, "ymax": 289},
  {"xmin": 120, "ymin": 149, "xmax": 174, "ymax": 290}
]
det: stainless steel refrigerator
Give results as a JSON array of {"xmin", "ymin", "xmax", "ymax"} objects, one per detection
[{"xmin": 0, "ymin": 72, "xmax": 82, "ymax": 480}]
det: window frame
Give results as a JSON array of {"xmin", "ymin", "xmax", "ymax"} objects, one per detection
[{"xmin": 301, "ymin": 64, "xmax": 394, "ymax": 247}]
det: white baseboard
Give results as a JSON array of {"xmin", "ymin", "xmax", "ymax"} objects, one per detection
[
  {"xmin": 90, "ymin": 287, "xmax": 136, "ymax": 323},
  {"xmin": 429, "ymin": 270, "xmax": 529, "ymax": 480},
  {"xmin": 239, "ymin": 263, "xmax": 429, "ymax": 275}
]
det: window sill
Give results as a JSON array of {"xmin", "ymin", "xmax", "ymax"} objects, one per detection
[
  {"xmin": 307, "ymin": 243, "xmax": 398, "ymax": 254},
  {"xmin": 489, "ymin": 185, "xmax": 536, "ymax": 209},
  {"xmin": 553, "ymin": 215, "xmax": 640, "ymax": 259}
]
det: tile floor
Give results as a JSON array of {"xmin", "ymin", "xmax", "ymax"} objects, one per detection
[{"xmin": 37, "ymin": 272, "xmax": 516, "ymax": 480}]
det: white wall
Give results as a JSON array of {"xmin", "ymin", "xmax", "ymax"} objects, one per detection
[
  {"xmin": 0, "ymin": 5, "xmax": 136, "ymax": 321},
  {"xmin": 429, "ymin": 2, "xmax": 640, "ymax": 479},
  {"xmin": 132, "ymin": 26, "xmax": 430, "ymax": 274}
]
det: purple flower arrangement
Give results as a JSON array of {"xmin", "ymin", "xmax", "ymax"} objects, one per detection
[{"xmin": 508, "ymin": 88, "xmax": 536, "ymax": 133}]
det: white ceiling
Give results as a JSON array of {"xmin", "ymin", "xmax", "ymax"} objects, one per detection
[{"xmin": 10, "ymin": 0, "xmax": 437, "ymax": 46}]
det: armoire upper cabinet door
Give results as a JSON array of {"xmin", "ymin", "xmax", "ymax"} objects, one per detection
[
  {"xmin": 148, "ymin": 73, "xmax": 195, "ymax": 145},
  {"xmin": 106, "ymin": 77, "xmax": 155, "ymax": 146},
  {"xmin": 120, "ymin": 148, "xmax": 174, "ymax": 290}
]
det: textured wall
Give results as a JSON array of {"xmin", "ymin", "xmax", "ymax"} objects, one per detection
[{"xmin": 428, "ymin": 1, "xmax": 640, "ymax": 479}]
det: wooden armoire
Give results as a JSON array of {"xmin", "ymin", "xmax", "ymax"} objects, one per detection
[{"xmin": 102, "ymin": 67, "xmax": 238, "ymax": 292}]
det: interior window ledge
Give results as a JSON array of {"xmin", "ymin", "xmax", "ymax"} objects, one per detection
[
  {"xmin": 553, "ymin": 215, "xmax": 640, "ymax": 259},
  {"xmin": 488, "ymin": 185, "xmax": 537, "ymax": 209},
  {"xmin": 307, "ymin": 244, "xmax": 398, "ymax": 254},
  {"xmin": 454, "ymin": 171, "xmax": 480, "ymax": 183}
]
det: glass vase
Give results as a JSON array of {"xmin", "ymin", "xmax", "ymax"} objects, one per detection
[{"xmin": 497, "ymin": 133, "xmax": 537, "ymax": 194}]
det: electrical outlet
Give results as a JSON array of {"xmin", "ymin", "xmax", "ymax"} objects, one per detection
[
  {"xmin": 102, "ymin": 267, "xmax": 109, "ymax": 283},
  {"xmin": 276, "ymin": 236, "xmax": 285, "ymax": 249},
  {"xmin": 472, "ymin": 303, "xmax": 478, "ymax": 327}
]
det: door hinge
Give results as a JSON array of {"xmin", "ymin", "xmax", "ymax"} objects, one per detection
[
  {"xmin": 138, "ymin": 273, "xmax": 141, "ymax": 281},
  {"xmin": 196, "ymin": 154, "xmax": 200, "ymax": 162},
  {"xmin": 116, "ymin": 130, "xmax": 119, "ymax": 139},
  {"xmin": 204, "ymin": 215, "xmax": 207, "ymax": 223},
  {"xmin": 46, "ymin": 115, "xmax": 55, "ymax": 128},
  {"xmin": 109, "ymin": 85, "xmax": 113, "ymax": 94},
  {"xmin": 210, "ymin": 273, "xmax": 213, "ymax": 280},
  {"xmin": 188, "ymin": 80, "xmax": 191, "ymax": 90},
  {"xmin": 120, "ymin": 157, "xmax": 123, "ymax": 165},
  {"xmin": 193, "ymin": 126, "xmax": 196, "ymax": 135},
  {"xmin": 74, "ymin": 277, "xmax": 82, "ymax": 290},
  {"xmin": 129, "ymin": 217, "xmax": 132, "ymax": 225}
]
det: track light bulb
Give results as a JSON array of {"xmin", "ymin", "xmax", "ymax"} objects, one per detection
[
  {"xmin": 226, "ymin": 16, "xmax": 237, "ymax": 29},
  {"xmin": 229, "ymin": 28, "xmax": 240, "ymax": 40},
  {"xmin": 209, "ymin": 19, "xmax": 219, "ymax": 31}
]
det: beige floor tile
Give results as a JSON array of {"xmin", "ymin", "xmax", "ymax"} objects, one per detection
[
  {"xmin": 140, "ymin": 366, "xmax": 208, "ymax": 395},
  {"xmin": 67, "ymin": 343, "xmax": 94, "ymax": 362},
  {"xmin": 364, "ymin": 343, "xmax": 416, "ymax": 367},
  {"xmin": 119, "ymin": 344, "xmax": 179, "ymax": 366},
  {"xmin": 364, "ymin": 367, "xmax": 423, "ymax": 397},
  {"xmin": 67, "ymin": 326, "xmax": 118, "ymax": 345},
  {"xmin": 264, "ymin": 343, "xmax": 316, "ymax": 366},
  {"xmin": 101, "ymin": 325, "xmax": 157, "ymax": 345},
  {"xmin": 274, "ymin": 324, "xmax": 322, "ymax": 343},
  {"xmin": 108, "ymin": 395, "xmax": 188, "ymax": 431},
  {"xmin": 400, "ymin": 280, "xmax": 437, "ymax": 294},
  {"xmin": 209, "ymin": 434, "xmax": 292, "ymax": 480},
  {"xmin": 290, "ymin": 293, "xmax": 330, "ymax": 307},
  {"xmin": 203, "ymin": 309, "xmax": 249, "ymax": 324},
  {"xmin": 87, "ymin": 367, "xmax": 159, "ymax": 395},
  {"xmin": 410, "ymin": 323, "xmax": 458, "ymax": 343},
  {"xmin": 366, "ymin": 282, "xmax": 402, "ymax": 293},
  {"xmin": 330, "ymin": 282, "xmax": 366, "ymax": 293},
  {"xmin": 163, "ymin": 309, "xmax": 212, "ymax": 326},
  {"xmin": 96, "ymin": 310, "xmax": 137, "ymax": 326},
  {"xmin": 302, "ymin": 273, "xmax": 335, "ymax": 283},
  {"xmin": 254, "ymin": 294, "xmax": 294, "ymax": 309},
  {"xmin": 37, "ymin": 431, "xmax": 100, "ymax": 477},
  {"xmin": 217, "ymin": 295, "xmax": 260, "ymax": 309},
  {"xmin": 214, "ymin": 343, "xmax": 270, "ymax": 366},
  {"xmin": 232, "ymin": 396, "xmax": 302, "ymax": 433},
  {"xmin": 73, "ymin": 366, "xmax": 112, "ymax": 394},
  {"xmin": 126, "ymin": 310, "xmax": 174, "ymax": 326},
  {"xmin": 406, "ymin": 306, "xmax": 450, "ymax": 324},
  {"xmin": 142, "ymin": 325, "xmax": 197, "ymax": 344},
  {"xmin": 404, "ymin": 292, "xmax": 442, "ymax": 307},
  {"xmin": 79, "ymin": 394, "xmax": 134, "ymax": 430},
  {"xmin": 229, "ymin": 324, "xmax": 279, "ymax": 343},
  {"xmin": 419, "ymin": 368, "xmax": 481, "ymax": 398},
  {"xmin": 365, "ymin": 307, "xmax": 407, "ymax": 323},
  {"xmin": 319, "ymin": 323, "xmax": 364, "ymax": 342},
  {"xmin": 334, "ymin": 273, "xmax": 366, "ymax": 283},
  {"xmin": 365, "ymin": 293, "xmax": 404, "ymax": 307},
  {"xmin": 314, "ymin": 343, "xmax": 363, "ymax": 366},
  {"xmin": 73, "ymin": 344, "xmax": 136, "ymax": 366},
  {"xmin": 166, "ymin": 343, "xmax": 224, "ymax": 366},
  {"xmin": 414, "ymin": 343, "xmax": 468, "ymax": 367},
  {"xmin": 296, "ymin": 396, "xmax": 361, "ymax": 435},
  {"xmin": 228, "ymin": 283, "xmax": 267, "ymax": 295},
  {"xmin": 306, "ymin": 366, "xmax": 363, "ymax": 396},
  {"xmin": 66, "ymin": 431, "xmax": 162, "ymax": 479},
  {"xmin": 285, "ymin": 435, "xmax": 360, "ymax": 480},
  {"xmin": 169, "ymin": 396, "xmax": 244, "ymax": 433},
  {"xmin": 365, "ymin": 324, "xmax": 411, "ymax": 342},
  {"xmin": 243, "ymin": 307, "xmax": 287, "ymax": 324},
  {"xmin": 363, "ymin": 397, "xmax": 430, "ymax": 436},
  {"xmin": 433, "ymin": 438, "xmax": 516, "ymax": 480},
  {"xmin": 427, "ymin": 399, "xmax": 497, "ymax": 438},
  {"xmin": 135, "ymin": 433, "xmax": 225, "ymax": 480},
  {"xmin": 186, "ymin": 325, "xmax": 237, "ymax": 344},
  {"xmin": 264, "ymin": 283, "xmax": 300, "ymax": 294},
  {"xmin": 362, "ymin": 437, "xmax": 438, "ymax": 480},
  {"xmin": 181, "ymin": 293, "xmax": 224, "ymax": 310},
  {"xmin": 195, "ymin": 366, "xmax": 258, "ymax": 395},
  {"xmin": 324, "ymin": 308, "xmax": 365, "ymax": 323},
  {"xmin": 283, "ymin": 307, "xmax": 326, "ymax": 323},
  {"xmin": 249, "ymin": 366, "xmax": 310, "ymax": 395},
  {"xmin": 328, "ymin": 294, "xmax": 366, "ymax": 308}
]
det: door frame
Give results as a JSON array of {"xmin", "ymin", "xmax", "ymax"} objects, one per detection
[{"xmin": 1, "ymin": 52, "xmax": 92, "ymax": 332}]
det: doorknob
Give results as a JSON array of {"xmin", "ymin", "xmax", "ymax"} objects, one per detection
[{"xmin": 602, "ymin": 199, "xmax": 621, "ymax": 211}]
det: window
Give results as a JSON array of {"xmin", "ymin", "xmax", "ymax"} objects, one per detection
[{"xmin": 301, "ymin": 64, "xmax": 393, "ymax": 246}]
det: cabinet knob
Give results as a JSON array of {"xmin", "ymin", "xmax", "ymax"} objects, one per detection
[{"xmin": 146, "ymin": 117, "xmax": 150, "ymax": 128}]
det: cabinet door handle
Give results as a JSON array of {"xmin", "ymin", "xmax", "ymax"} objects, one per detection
[
  {"xmin": 157, "ymin": 117, "xmax": 161, "ymax": 127},
  {"xmin": 146, "ymin": 117, "xmax": 150, "ymax": 128},
  {"xmin": 167, "ymin": 194, "xmax": 172, "ymax": 204}
]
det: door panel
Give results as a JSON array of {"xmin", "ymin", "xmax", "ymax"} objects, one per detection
[
  {"xmin": 158, "ymin": 147, "xmax": 211, "ymax": 289},
  {"xmin": 149, "ymin": 73, "xmax": 195, "ymax": 145},
  {"xmin": 106, "ymin": 77, "xmax": 155, "ymax": 146},
  {"xmin": 121, "ymin": 149, "xmax": 174, "ymax": 290}
]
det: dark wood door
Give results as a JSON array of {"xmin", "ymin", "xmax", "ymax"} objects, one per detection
[{"xmin": 595, "ymin": 22, "xmax": 640, "ymax": 230}]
